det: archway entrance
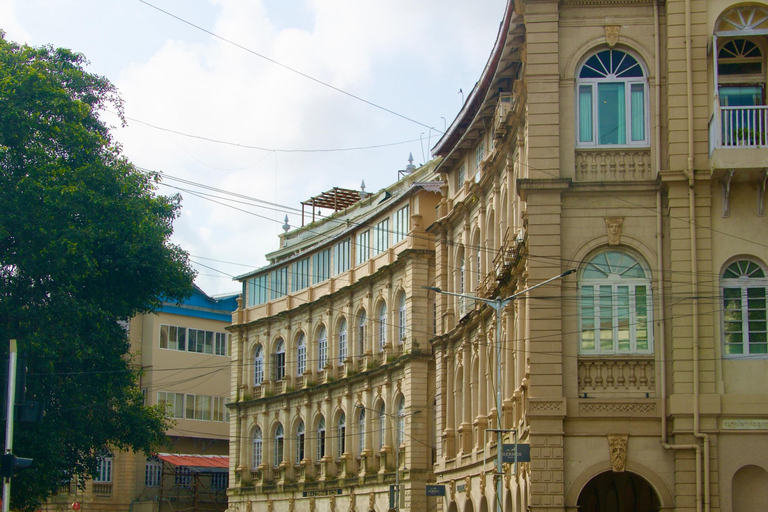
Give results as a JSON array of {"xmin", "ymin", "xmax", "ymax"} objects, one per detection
[{"xmin": 577, "ymin": 471, "xmax": 660, "ymax": 512}]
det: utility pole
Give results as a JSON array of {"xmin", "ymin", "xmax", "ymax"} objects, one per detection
[{"xmin": 3, "ymin": 340, "xmax": 17, "ymax": 512}]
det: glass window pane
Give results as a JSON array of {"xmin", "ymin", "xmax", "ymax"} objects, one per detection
[
  {"xmin": 598, "ymin": 83, "xmax": 626, "ymax": 144},
  {"xmin": 579, "ymin": 85, "xmax": 593, "ymax": 143},
  {"xmin": 631, "ymin": 84, "xmax": 645, "ymax": 141},
  {"xmin": 580, "ymin": 287, "xmax": 596, "ymax": 351},
  {"xmin": 599, "ymin": 285, "xmax": 614, "ymax": 352}
]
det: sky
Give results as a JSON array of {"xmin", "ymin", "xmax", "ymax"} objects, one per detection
[{"xmin": 1, "ymin": 0, "xmax": 506, "ymax": 296}]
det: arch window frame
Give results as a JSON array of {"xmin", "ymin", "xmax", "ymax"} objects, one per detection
[
  {"xmin": 316, "ymin": 416, "xmax": 326, "ymax": 461},
  {"xmin": 296, "ymin": 333, "xmax": 306, "ymax": 376},
  {"xmin": 253, "ymin": 344, "xmax": 264, "ymax": 386},
  {"xmin": 377, "ymin": 403, "xmax": 386, "ymax": 451},
  {"xmin": 398, "ymin": 292, "xmax": 407, "ymax": 343},
  {"xmin": 317, "ymin": 326, "xmax": 328, "ymax": 370},
  {"xmin": 378, "ymin": 301, "xmax": 387, "ymax": 351},
  {"xmin": 296, "ymin": 420, "xmax": 305, "ymax": 464},
  {"xmin": 396, "ymin": 396, "xmax": 405, "ymax": 447},
  {"xmin": 357, "ymin": 408, "xmax": 366, "ymax": 455},
  {"xmin": 721, "ymin": 259, "xmax": 768, "ymax": 357},
  {"xmin": 252, "ymin": 426, "xmax": 263, "ymax": 469},
  {"xmin": 338, "ymin": 318, "xmax": 348, "ymax": 363},
  {"xmin": 357, "ymin": 310, "xmax": 367, "ymax": 357},
  {"xmin": 273, "ymin": 339, "xmax": 286, "ymax": 381},
  {"xmin": 337, "ymin": 413, "xmax": 346, "ymax": 458},
  {"xmin": 578, "ymin": 250, "xmax": 653, "ymax": 355},
  {"xmin": 274, "ymin": 423, "xmax": 284, "ymax": 467},
  {"xmin": 576, "ymin": 48, "xmax": 649, "ymax": 147}
]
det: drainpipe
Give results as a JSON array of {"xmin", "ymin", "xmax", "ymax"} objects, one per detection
[{"xmin": 655, "ymin": 2, "xmax": 706, "ymax": 512}]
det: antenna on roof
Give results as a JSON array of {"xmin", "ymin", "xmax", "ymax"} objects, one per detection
[{"xmin": 282, "ymin": 215, "xmax": 290, "ymax": 233}]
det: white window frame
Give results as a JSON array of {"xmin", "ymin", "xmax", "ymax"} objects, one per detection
[
  {"xmin": 358, "ymin": 409, "xmax": 366, "ymax": 455},
  {"xmin": 296, "ymin": 421, "xmax": 305, "ymax": 464},
  {"xmin": 274, "ymin": 424, "xmax": 284, "ymax": 467},
  {"xmin": 317, "ymin": 417, "xmax": 326, "ymax": 461},
  {"xmin": 721, "ymin": 259, "xmax": 768, "ymax": 357},
  {"xmin": 291, "ymin": 257, "xmax": 310, "ymax": 292},
  {"xmin": 157, "ymin": 391, "xmax": 184, "ymax": 419},
  {"xmin": 378, "ymin": 302, "xmax": 387, "ymax": 351},
  {"xmin": 337, "ymin": 414, "xmax": 346, "ymax": 458},
  {"xmin": 393, "ymin": 205, "xmax": 410, "ymax": 243},
  {"xmin": 252, "ymin": 426, "xmax": 263, "ymax": 468},
  {"xmin": 356, "ymin": 230, "xmax": 370, "ymax": 266},
  {"xmin": 317, "ymin": 326, "xmax": 328, "ymax": 370},
  {"xmin": 94, "ymin": 455, "xmax": 113, "ymax": 483},
  {"xmin": 576, "ymin": 48, "xmax": 649, "ymax": 147},
  {"xmin": 296, "ymin": 333, "xmax": 307, "ymax": 376},
  {"xmin": 373, "ymin": 219, "xmax": 390, "ymax": 256},
  {"xmin": 578, "ymin": 250, "xmax": 653, "ymax": 355},
  {"xmin": 334, "ymin": 238, "xmax": 351, "ymax": 275},
  {"xmin": 398, "ymin": 293, "xmax": 407, "ymax": 343},
  {"xmin": 274, "ymin": 339, "xmax": 286, "ymax": 381},
  {"xmin": 254, "ymin": 345, "xmax": 264, "ymax": 386},
  {"xmin": 338, "ymin": 319, "xmax": 348, "ymax": 364},
  {"xmin": 145, "ymin": 456, "xmax": 161, "ymax": 488},
  {"xmin": 313, "ymin": 249, "xmax": 331, "ymax": 284}
]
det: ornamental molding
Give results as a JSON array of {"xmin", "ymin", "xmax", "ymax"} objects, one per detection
[
  {"xmin": 579, "ymin": 401, "xmax": 657, "ymax": 415},
  {"xmin": 528, "ymin": 399, "xmax": 566, "ymax": 416},
  {"xmin": 722, "ymin": 418, "xmax": 768, "ymax": 430}
]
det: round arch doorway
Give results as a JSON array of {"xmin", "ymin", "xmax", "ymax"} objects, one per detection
[{"xmin": 577, "ymin": 471, "xmax": 661, "ymax": 512}]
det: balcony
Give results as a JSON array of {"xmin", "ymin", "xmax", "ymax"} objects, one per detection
[
  {"xmin": 578, "ymin": 356, "xmax": 655, "ymax": 399},
  {"xmin": 709, "ymin": 105, "xmax": 768, "ymax": 171}
]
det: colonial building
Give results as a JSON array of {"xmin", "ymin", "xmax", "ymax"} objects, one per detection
[
  {"xmin": 227, "ymin": 160, "xmax": 442, "ymax": 512},
  {"xmin": 228, "ymin": 1, "xmax": 768, "ymax": 511},
  {"xmin": 43, "ymin": 286, "xmax": 237, "ymax": 512}
]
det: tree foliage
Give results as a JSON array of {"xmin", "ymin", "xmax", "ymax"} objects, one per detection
[{"xmin": 0, "ymin": 33, "xmax": 196, "ymax": 509}]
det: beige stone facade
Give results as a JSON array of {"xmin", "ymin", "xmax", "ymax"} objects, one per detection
[
  {"xmin": 42, "ymin": 288, "xmax": 236, "ymax": 512},
  {"xmin": 228, "ymin": 1, "xmax": 768, "ymax": 511}
]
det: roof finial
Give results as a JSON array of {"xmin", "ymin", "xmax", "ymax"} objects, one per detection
[
  {"xmin": 360, "ymin": 180, "xmax": 369, "ymax": 199},
  {"xmin": 282, "ymin": 215, "xmax": 290, "ymax": 233},
  {"xmin": 405, "ymin": 153, "xmax": 416, "ymax": 174}
]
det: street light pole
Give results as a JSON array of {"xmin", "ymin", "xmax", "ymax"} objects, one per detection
[{"xmin": 427, "ymin": 269, "xmax": 574, "ymax": 512}]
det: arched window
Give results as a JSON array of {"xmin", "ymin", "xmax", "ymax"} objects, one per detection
[
  {"xmin": 337, "ymin": 413, "xmax": 346, "ymax": 457},
  {"xmin": 253, "ymin": 345, "xmax": 264, "ymax": 386},
  {"xmin": 358, "ymin": 310, "xmax": 367, "ymax": 357},
  {"xmin": 722, "ymin": 260, "xmax": 768, "ymax": 356},
  {"xmin": 274, "ymin": 339, "xmax": 285, "ymax": 381},
  {"xmin": 358, "ymin": 408, "xmax": 366, "ymax": 455},
  {"xmin": 396, "ymin": 396, "xmax": 405, "ymax": 447},
  {"xmin": 377, "ymin": 403, "xmax": 386, "ymax": 451},
  {"xmin": 252, "ymin": 426, "xmax": 263, "ymax": 468},
  {"xmin": 398, "ymin": 292, "xmax": 407, "ymax": 343},
  {"xmin": 317, "ymin": 416, "xmax": 326, "ymax": 460},
  {"xmin": 378, "ymin": 302, "xmax": 387, "ymax": 350},
  {"xmin": 296, "ymin": 420, "xmax": 305, "ymax": 463},
  {"xmin": 317, "ymin": 326, "xmax": 328, "ymax": 370},
  {"xmin": 338, "ymin": 318, "xmax": 348, "ymax": 363},
  {"xmin": 296, "ymin": 333, "xmax": 306, "ymax": 375},
  {"xmin": 577, "ymin": 48, "xmax": 648, "ymax": 146},
  {"xmin": 274, "ymin": 423, "xmax": 284, "ymax": 467},
  {"xmin": 579, "ymin": 250, "xmax": 652, "ymax": 354}
]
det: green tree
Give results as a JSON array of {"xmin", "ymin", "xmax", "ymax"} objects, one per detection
[{"xmin": 0, "ymin": 33, "xmax": 196, "ymax": 509}]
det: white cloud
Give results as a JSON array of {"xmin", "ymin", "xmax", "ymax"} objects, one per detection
[{"xmin": 10, "ymin": 0, "xmax": 506, "ymax": 295}]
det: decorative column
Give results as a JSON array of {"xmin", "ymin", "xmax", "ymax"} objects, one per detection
[
  {"xmin": 475, "ymin": 331, "xmax": 488, "ymax": 449},
  {"xmin": 443, "ymin": 350, "xmax": 456, "ymax": 458},
  {"xmin": 460, "ymin": 338, "xmax": 473, "ymax": 454}
]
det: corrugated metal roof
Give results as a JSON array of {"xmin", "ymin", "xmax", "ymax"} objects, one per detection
[{"xmin": 157, "ymin": 453, "xmax": 228, "ymax": 469}]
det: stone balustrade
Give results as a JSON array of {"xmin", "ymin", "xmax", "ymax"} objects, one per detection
[{"xmin": 577, "ymin": 356, "xmax": 655, "ymax": 398}]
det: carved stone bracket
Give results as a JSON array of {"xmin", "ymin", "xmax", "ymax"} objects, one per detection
[{"xmin": 722, "ymin": 168, "xmax": 735, "ymax": 217}]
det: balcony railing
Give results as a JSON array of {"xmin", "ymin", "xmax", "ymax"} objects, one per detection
[
  {"xmin": 710, "ymin": 105, "xmax": 768, "ymax": 153},
  {"xmin": 578, "ymin": 356, "xmax": 655, "ymax": 398}
]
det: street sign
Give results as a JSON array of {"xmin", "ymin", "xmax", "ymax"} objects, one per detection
[
  {"xmin": 426, "ymin": 484, "xmax": 446, "ymax": 497},
  {"xmin": 501, "ymin": 443, "xmax": 531, "ymax": 463}
]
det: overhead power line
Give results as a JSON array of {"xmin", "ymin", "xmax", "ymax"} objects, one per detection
[{"xmin": 136, "ymin": 0, "xmax": 443, "ymax": 134}]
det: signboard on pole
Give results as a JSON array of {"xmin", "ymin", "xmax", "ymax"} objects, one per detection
[
  {"xmin": 426, "ymin": 485, "xmax": 446, "ymax": 497},
  {"xmin": 501, "ymin": 443, "xmax": 531, "ymax": 463}
]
